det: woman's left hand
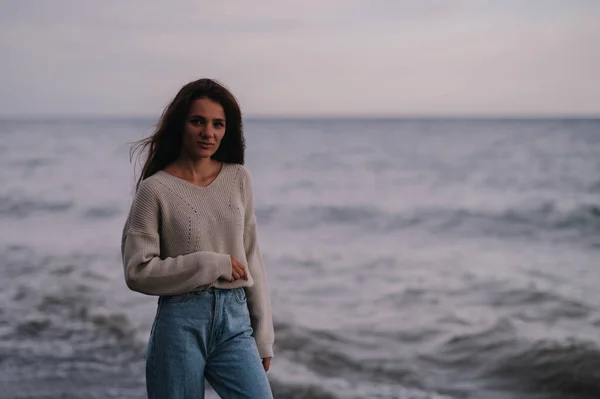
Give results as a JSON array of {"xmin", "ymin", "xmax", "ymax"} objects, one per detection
[{"xmin": 262, "ymin": 357, "xmax": 271, "ymax": 372}]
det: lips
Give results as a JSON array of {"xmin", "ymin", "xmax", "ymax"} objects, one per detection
[{"xmin": 198, "ymin": 142, "xmax": 213, "ymax": 149}]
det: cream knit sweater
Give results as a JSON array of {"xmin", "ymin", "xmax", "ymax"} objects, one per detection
[{"xmin": 120, "ymin": 163, "xmax": 274, "ymax": 358}]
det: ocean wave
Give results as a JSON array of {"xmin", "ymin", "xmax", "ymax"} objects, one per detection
[
  {"xmin": 34, "ymin": 287, "xmax": 137, "ymax": 340},
  {"xmin": 81, "ymin": 204, "xmax": 122, "ymax": 219},
  {"xmin": 1, "ymin": 245, "xmax": 40, "ymax": 279},
  {"xmin": 487, "ymin": 287, "xmax": 592, "ymax": 321},
  {"xmin": 589, "ymin": 180, "xmax": 600, "ymax": 193},
  {"xmin": 2, "ymin": 290, "xmax": 138, "ymax": 343},
  {"xmin": 490, "ymin": 339, "xmax": 600, "ymax": 399},
  {"xmin": 270, "ymin": 380, "xmax": 338, "ymax": 399},
  {"xmin": 426, "ymin": 318, "xmax": 518, "ymax": 372},
  {"xmin": 8, "ymin": 157, "xmax": 55, "ymax": 170},
  {"xmin": 257, "ymin": 201, "xmax": 600, "ymax": 238},
  {"xmin": 449, "ymin": 281, "xmax": 594, "ymax": 323},
  {"xmin": 274, "ymin": 322, "xmax": 425, "ymax": 389},
  {"xmin": 0, "ymin": 251, "xmax": 136, "ymax": 344},
  {"xmin": 426, "ymin": 319, "xmax": 600, "ymax": 399},
  {"xmin": 0, "ymin": 194, "xmax": 73, "ymax": 217},
  {"xmin": 269, "ymin": 378, "xmax": 452, "ymax": 399}
]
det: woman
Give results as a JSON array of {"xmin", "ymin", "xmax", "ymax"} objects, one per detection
[{"xmin": 121, "ymin": 78, "xmax": 274, "ymax": 398}]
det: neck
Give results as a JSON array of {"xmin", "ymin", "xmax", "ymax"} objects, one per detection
[{"xmin": 174, "ymin": 155, "xmax": 219, "ymax": 178}]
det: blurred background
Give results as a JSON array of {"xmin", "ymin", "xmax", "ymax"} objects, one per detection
[{"xmin": 1, "ymin": 1, "xmax": 599, "ymax": 398}]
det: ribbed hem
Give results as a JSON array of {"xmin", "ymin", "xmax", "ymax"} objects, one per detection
[{"xmin": 257, "ymin": 343, "xmax": 274, "ymax": 359}]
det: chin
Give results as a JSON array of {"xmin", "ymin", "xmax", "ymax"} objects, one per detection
[{"xmin": 196, "ymin": 150, "xmax": 216, "ymax": 159}]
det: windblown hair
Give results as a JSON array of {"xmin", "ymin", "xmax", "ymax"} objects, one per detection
[{"xmin": 130, "ymin": 78, "xmax": 245, "ymax": 191}]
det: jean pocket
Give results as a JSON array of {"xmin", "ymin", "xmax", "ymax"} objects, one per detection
[{"xmin": 234, "ymin": 288, "xmax": 247, "ymax": 304}]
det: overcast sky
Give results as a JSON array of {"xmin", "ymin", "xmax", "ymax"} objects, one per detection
[{"xmin": 2, "ymin": 0, "xmax": 599, "ymax": 117}]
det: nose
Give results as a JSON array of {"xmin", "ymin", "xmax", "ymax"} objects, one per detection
[{"xmin": 199, "ymin": 124, "xmax": 215, "ymax": 138}]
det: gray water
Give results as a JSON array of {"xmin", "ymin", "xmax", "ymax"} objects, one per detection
[{"xmin": 0, "ymin": 118, "xmax": 599, "ymax": 399}]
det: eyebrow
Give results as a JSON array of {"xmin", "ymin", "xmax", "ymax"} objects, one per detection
[{"xmin": 189, "ymin": 114, "xmax": 226, "ymax": 122}]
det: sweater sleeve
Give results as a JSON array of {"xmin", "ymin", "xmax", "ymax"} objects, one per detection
[
  {"xmin": 241, "ymin": 168, "xmax": 275, "ymax": 359},
  {"xmin": 121, "ymin": 179, "xmax": 233, "ymax": 296}
]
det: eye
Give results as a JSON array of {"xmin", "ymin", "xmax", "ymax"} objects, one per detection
[
  {"xmin": 189, "ymin": 117, "xmax": 206, "ymax": 125},
  {"xmin": 214, "ymin": 121, "xmax": 225, "ymax": 129}
]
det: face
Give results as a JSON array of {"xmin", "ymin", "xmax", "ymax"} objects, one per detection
[{"xmin": 181, "ymin": 97, "xmax": 226, "ymax": 160}]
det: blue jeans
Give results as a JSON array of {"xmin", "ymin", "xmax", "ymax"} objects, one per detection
[{"xmin": 146, "ymin": 287, "xmax": 273, "ymax": 399}]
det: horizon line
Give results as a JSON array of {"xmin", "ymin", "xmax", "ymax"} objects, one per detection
[{"xmin": 1, "ymin": 113, "xmax": 599, "ymax": 121}]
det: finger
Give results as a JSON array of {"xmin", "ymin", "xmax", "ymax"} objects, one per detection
[
  {"xmin": 230, "ymin": 258, "xmax": 247, "ymax": 281},
  {"xmin": 232, "ymin": 267, "xmax": 241, "ymax": 278},
  {"xmin": 262, "ymin": 358, "xmax": 270, "ymax": 372},
  {"xmin": 234, "ymin": 267, "xmax": 245, "ymax": 280},
  {"xmin": 235, "ymin": 264, "xmax": 248, "ymax": 280},
  {"xmin": 236, "ymin": 265, "xmax": 246, "ymax": 279}
]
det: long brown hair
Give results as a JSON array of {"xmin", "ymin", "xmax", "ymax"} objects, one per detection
[{"xmin": 130, "ymin": 78, "xmax": 246, "ymax": 191}]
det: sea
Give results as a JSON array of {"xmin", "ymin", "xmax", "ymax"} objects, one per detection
[{"xmin": 0, "ymin": 117, "xmax": 598, "ymax": 399}]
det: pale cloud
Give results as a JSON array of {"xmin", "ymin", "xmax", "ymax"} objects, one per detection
[{"xmin": 1, "ymin": 0, "xmax": 599, "ymax": 116}]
